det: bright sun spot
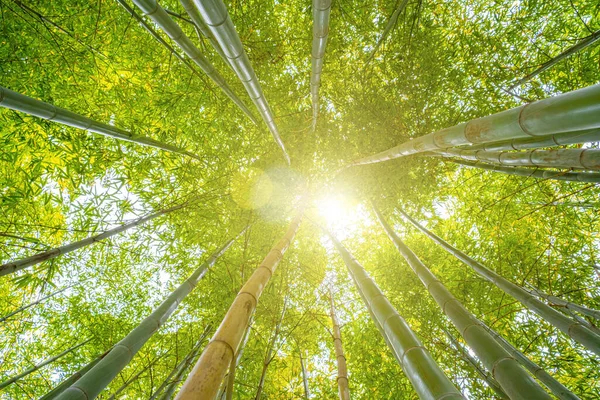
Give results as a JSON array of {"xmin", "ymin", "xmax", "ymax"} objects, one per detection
[{"xmin": 315, "ymin": 194, "xmax": 372, "ymax": 240}]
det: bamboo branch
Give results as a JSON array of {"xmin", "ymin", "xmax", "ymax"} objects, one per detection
[{"xmin": 364, "ymin": 0, "xmax": 410, "ymax": 66}]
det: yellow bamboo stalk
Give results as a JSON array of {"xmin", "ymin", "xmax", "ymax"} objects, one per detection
[
  {"xmin": 329, "ymin": 291, "xmax": 350, "ymax": 400},
  {"xmin": 175, "ymin": 211, "xmax": 304, "ymax": 399}
]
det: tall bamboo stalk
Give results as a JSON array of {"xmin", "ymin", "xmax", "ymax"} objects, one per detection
[
  {"xmin": 0, "ymin": 86, "xmax": 199, "ymax": 159},
  {"xmin": 255, "ymin": 299, "xmax": 287, "ymax": 400},
  {"xmin": 0, "ymin": 338, "xmax": 92, "ymax": 390},
  {"xmin": 479, "ymin": 321, "xmax": 580, "ymax": 400},
  {"xmin": 350, "ymin": 84, "xmax": 600, "ymax": 166},
  {"xmin": 310, "ymin": 0, "xmax": 332, "ymax": 131},
  {"xmin": 175, "ymin": 210, "xmax": 303, "ymax": 399},
  {"xmin": 525, "ymin": 286, "xmax": 600, "ymax": 321},
  {"xmin": 508, "ymin": 29, "xmax": 600, "ymax": 91},
  {"xmin": 433, "ymin": 147, "xmax": 600, "ymax": 170},
  {"xmin": 372, "ymin": 205, "xmax": 552, "ymax": 399},
  {"xmin": 399, "ymin": 208, "xmax": 600, "ymax": 356},
  {"xmin": 0, "ymin": 199, "xmax": 192, "ymax": 276},
  {"xmin": 329, "ymin": 291, "xmax": 350, "ymax": 400},
  {"xmin": 158, "ymin": 345, "xmax": 205, "ymax": 400},
  {"xmin": 191, "ymin": 0, "xmax": 291, "ymax": 165},
  {"xmin": 299, "ymin": 347, "xmax": 310, "ymax": 399},
  {"xmin": 443, "ymin": 328, "xmax": 508, "ymax": 400},
  {"xmin": 325, "ymin": 231, "xmax": 465, "ymax": 400},
  {"xmin": 0, "ymin": 283, "xmax": 76, "ymax": 322},
  {"xmin": 364, "ymin": 0, "xmax": 410, "ymax": 66},
  {"xmin": 448, "ymin": 159, "xmax": 600, "ymax": 183},
  {"xmin": 222, "ymin": 313, "xmax": 254, "ymax": 400},
  {"xmin": 463, "ymin": 128, "xmax": 600, "ymax": 152},
  {"xmin": 131, "ymin": 0, "xmax": 258, "ymax": 124},
  {"xmin": 55, "ymin": 228, "xmax": 246, "ymax": 400}
]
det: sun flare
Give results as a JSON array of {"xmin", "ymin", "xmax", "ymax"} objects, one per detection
[{"xmin": 314, "ymin": 195, "xmax": 371, "ymax": 239}]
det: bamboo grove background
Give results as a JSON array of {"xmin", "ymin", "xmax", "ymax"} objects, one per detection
[{"xmin": 0, "ymin": 0, "xmax": 599, "ymax": 398}]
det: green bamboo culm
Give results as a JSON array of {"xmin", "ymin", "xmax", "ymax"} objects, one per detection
[
  {"xmin": 350, "ymin": 83, "xmax": 600, "ymax": 166},
  {"xmin": 310, "ymin": 0, "xmax": 332, "ymax": 131},
  {"xmin": 479, "ymin": 320, "xmax": 580, "ymax": 400},
  {"xmin": 443, "ymin": 328, "xmax": 508, "ymax": 400},
  {"xmin": 372, "ymin": 204, "xmax": 552, "ymax": 400},
  {"xmin": 399, "ymin": 208, "xmax": 600, "ymax": 357},
  {"xmin": 192, "ymin": 0, "xmax": 291, "ymax": 165},
  {"xmin": 130, "ymin": 0, "xmax": 258, "ymax": 125},
  {"xmin": 0, "ymin": 86, "xmax": 200, "ymax": 160},
  {"xmin": 526, "ymin": 286, "xmax": 600, "ymax": 321},
  {"xmin": 325, "ymin": 230, "xmax": 465, "ymax": 400},
  {"xmin": 0, "ymin": 338, "xmax": 92, "ymax": 390},
  {"xmin": 0, "ymin": 199, "xmax": 193, "ymax": 276},
  {"xmin": 364, "ymin": 0, "xmax": 410, "ymax": 66},
  {"xmin": 55, "ymin": 227, "xmax": 247, "ymax": 400},
  {"xmin": 0, "ymin": 283, "xmax": 76, "ymax": 322},
  {"xmin": 157, "ymin": 345, "xmax": 204, "ymax": 400},
  {"xmin": 448, "ymin": 159, "xmax": 600, "ymax": 183}
]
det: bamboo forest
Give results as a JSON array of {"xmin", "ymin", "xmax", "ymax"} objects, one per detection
[{"xmin": 1, "ymin": 0, "xmax": 600, "ymax": 398}]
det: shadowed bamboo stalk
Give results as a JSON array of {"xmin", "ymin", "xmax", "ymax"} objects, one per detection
[
  {"xmin": 0, "ymin": 199, "xmax": 192, "ymax": 276},
  {"xmin": 0, "ymin": 338, "xmax": 92, "ymax": 390},
  {"xmin": 399, "ymin": 209, "xmax": 600, "ymax": 356},
  {"xmin": 175, "ymin": 211, "xmax": 303, "ymax": 399},
  {"xmin": 0, "ymin": 86, "xmax": 200, "ymax": 159},
  {"xmin": 192, "ymin": 0, "xmax": 291, "ymax": 165},
  {"xmin": 350, "ymin": 84, "xmax": 600, "ymax": 166},
  {"xmin": 0, "ymin": 283, "xmax": 76, "ymax": 322},
  {"xmin": 222, "ymin": 313, "xmax": 253, "ymax": 400},
  {"xmin": 373, "ymin": 205, "xmax": 552, "ymax": 399},
  {"xmin": 299, "ymin": 347, "xmax": 310, "ymax": 399},
  {"xmin": 364, "ymin": 0, "xmax": 410, "ymax": 66},
  {"xmin": 462, "ymin": 128, "xmax": 600, "ymax": 152},
  {"xmin": 55, "ymin": 228, "xmax": 247, "ymax": 400},
  {"xmin": 255, "ymin": 298, "xmax": 287, "ymax": 400},
  {"xmin": 433, "ymin": 147, "xmax": 600, "ymax": 170},
  {"xmin": 329, "ymin": 290, "xmax": 350, "ymax": 400},
  {"xmin": 479, "ymin": 321, "xmax": 580, "ymax": 400},
  {"xmin": 443, "ymin": 328, "xmax": 508, "ymax": 400},
  {"xmin": 525, "ymin": 285, "xmax": 600, "ymax": 321},
  {"xmin": 325, "ymin": 231, "xmax": 465, "ymax": 400},
  {"xmin": 508, "ymin": 29, "xmax": 600, "ymax": 91},
  {"xmin": 131, "ymin": 0, "xmax": 258, "ymax": 124},
  {"xmin": 447, "ymin": 159, "xmax": 600, "ymax": 183},
  {"xmin": 158, "ymin": 347, "xmax": 205, "ymax": 400},
  {"xmin": 310, "ymin": 0, "xmax": 332, "ymax": 131}
]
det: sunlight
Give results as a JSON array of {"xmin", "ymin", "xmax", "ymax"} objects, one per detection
[{"xmin": 315, "ymin": 194, "xmax": 372, "ymax": 240}]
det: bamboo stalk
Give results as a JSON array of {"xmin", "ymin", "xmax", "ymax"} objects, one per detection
[
  {"xmin": 310, "ymin": 0, "xmax": 332, "ymax": 131},
  {"xmin": 399, "ymin": 209, "xmax": 600, "ymax": 357},
  {"xmin": 255, "ymin": 299, "xmax": 287, "ymax": 400},
  {"xmin": 329, "ymin": 290, "xmax": 350, "ymax": 400},
  {"xmin": 0, "ymin": 199, "xmax": 192, "ymax": 276},
  {"xmin": 443, "ymin": 328, "xmax": 508, "ymax": 400},
  {"xmin": 364, "ymin": 0, "xmax": 410, "ymax": 66},
  {"xmin": 525, "ymin": 286, "xmax": 600, "ymax": 321},
  {"xmin": 448, "ymin": 159, "xmax": 600, "ymax": 183},
  {"xmin": 479, "ymin": 321, "xmax": 580, "ymax": 400},
  {"xmin": 373, "ymin": 205, "xmax": 552, "ymax": 399},
  {"xmin": 299, "ymin": 347, "xmax": 310, "ymax": 399},
  {"xmin": 350, "ymin": 84, "xmax": 600, "ymax": 166},
  {"xmin": 325, "ymin": 230, "xmax": 465, "ymax": 400},
  {"xmin": 0, "ymin": 86, "xmax": 200, "ymax": 160},
  {"xmin": 0, "ymin": 338, "xmax": 92, "ymax": 390},
  {"xmin": 175, "ymin": 211, "xmax": 303, "ymax": 399},
  {"xmin": 434, "ymin": 147, "xmax": 600, "ymax": 170},
  {"xmin": 462, "ymin": 128, "xmax": 600, "ymax": 152},
  {"xmin": 158, "ymin": 344, "xmax": 205, "ymax": 400},
  {"xmin": 55, "ymin": 228, "xmax": 247, "ymax": 400},
  {"xmin": 0, "ymin": 283, "xmax": 76, "ymax": 322},
  {"xmin": 131, "ymin": 0, "xmax": 258, "ymax": 125},
  {"xmin": 191, "ymin": 0, "xmax": 291, "ymax": 165},
  {"xmin": 223, "ymin": 314, "xmax": 254, "ymax": 400},
  {"xmin": 509, "ymin": 29, "xmax": 600, "ymax": 91}
]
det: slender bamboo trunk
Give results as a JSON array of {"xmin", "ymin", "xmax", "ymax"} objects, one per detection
[
  {"xmin": 448, "ymin": 159, "xmax": 600, "ymax": 183},
  {"xmin": 443, "ymin": 328, "xmax": 508, "ymax": 399},
  {"xmin": 158, "ymin": 346, "xmax": 204, "ymax": 400},
  {"xmin": 0, "ymin": 283, "xmax": 76, "ymax": 322},
  {"xmin": 310, "ymin": 0, "xmax": 332, "ymax": 131},
  {"xmin": 131, "ymin": 0, "xmax": 258, "ymax": 125},
  {"xmin": 0, "ymin": 338, "xmax": 91, "ymax": 390},
  {"xmin": 462, "ymin": 127, "xmax": 600, "ymax": 152},
  {"xmin": 299, "ymin": 347, "xmax": 310, "ymax": 399},
  {"xmin": 509, "ymin": 29, "xmax": 600, "ymax": 91},
  {"xmin": 565, "ymin": 309, "xmax": 600, "ymax": 336},
  {"xmin": 0, "ymin": 86, "xmax": 199, "ymax": 159},
  {"xmin": 222, "ymin": 314, "xmax": 254, "ymax": 400},
  {"xmin": 191, "ymin": 0, "xmax": 291, "ymax": 165},
  {"xmin": 525, "ymin": 286, "xmax": 600, "ymax": 321},
  {"xmin": 434, "ymin": 147, "xmax": 600, "ymax": 170},
  {"xmin": 55, "ymin": 227, "xmax": 247, "ymax": 400},
  {"xmin": 150, "ymin": 326, "xmax": 211, "ymax": 400},
  {"xmin": 373, "ymin": 205, "xmax": 551, "ymax": 399},
  {"xmin": 106, "ymin": 352, "xmax": 167, "ymax": 400},
  {"xmin": 479, "ymin": 321, "xmax": 580, "ymax": 400},
  {"xmin": 350, "ymin": 84, "xmax": 600, "ymax": 166},
  {"xmin": 329, "ymin": 291, "xmax": 350, "ymax": 400},
  {"xmin": 325, "ymin": 231, "xmax": 465, "ymax": 400},
  {"xmin": 0, "ymin": 200, "xmax": 191, "ymax": 276},
  {"xmin": 399, "ymin": 209, "xmax": 600, "ymax": 356},
  {"xmin": 364, "ymin": 0, "xmax": 410, "ymax": 66},
  {"xmin": 175, "ymin": 210, "xmax": 303, "ymax": 399}
]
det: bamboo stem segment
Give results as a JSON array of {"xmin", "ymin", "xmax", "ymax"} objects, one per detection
[
  {"xmin": 175, "ymin": 212, "xmax": 303, "ymax": 399},
  {"xmin": 329, "ymin": 291, "xmax": 350, "ymax": 400},
  {"xmin": 310, "ymin": 0, "xmax": 332, "ymax": 131},
  {"xmin": 526, "ymin": 286, "xmax": 600, "ymax": 321},
  {"xmin": 364, "ymin": 0, "xmax": 410, "ymax": 66}
]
